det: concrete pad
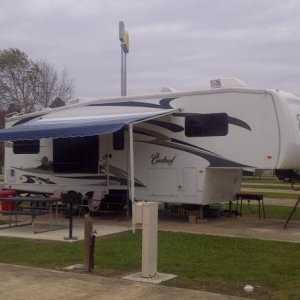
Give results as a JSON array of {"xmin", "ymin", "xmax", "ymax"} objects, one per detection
[
  {"xmin": 1, "ymin": 213, "xmax": 299, "ymax": 243},
  {"xmin": 123, "ymin": 272, "xmax": 177, "ymax": 284},
  {"xmin": 242, "ymin": 187, "xmax": 299, "ymax": 194},
  {"xmin": 0, "ymin": 263, "xmax": 249, "ymax": 300},
  {"xmin": 264, "ymin": 198, "xmax": 298, "ymax": 207},
  {"xmin": 157, "ymin": 216, "xmax": 300, "ymax": 243},
  {"xmin": 0, "ymin": 217, "xmax": 129, "ymax": 242}
]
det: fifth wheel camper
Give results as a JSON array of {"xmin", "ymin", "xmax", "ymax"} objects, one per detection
[{"xmin": 1, "ymin": 78, "xmax": 300, "ymax": 211}]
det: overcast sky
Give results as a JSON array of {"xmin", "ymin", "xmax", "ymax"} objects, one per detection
[{"xmin": 1, "ymin": 0, "xmax": 300, "ymax": 98}]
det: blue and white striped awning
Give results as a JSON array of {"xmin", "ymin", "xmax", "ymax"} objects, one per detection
[{"xmin": 0, "ymin": 109, "xmax": 176, "ymax": 141}]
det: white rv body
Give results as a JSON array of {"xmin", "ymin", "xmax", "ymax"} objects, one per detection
[{"xmin": 3, "ymin": 79, "xmax": 300, "ymax": 206}]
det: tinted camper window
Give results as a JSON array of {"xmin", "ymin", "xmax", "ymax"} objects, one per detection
[
  {"xmin": 13, "ymin": 140, "xmax": 40, "ymax": 154},
  {"xmin": 53, "ymin": 136, "xmax": 99, "ymax": 173},
  {"xmin": 113, "ymin": 129, "xmax": 125, "ymax": 151},
  {"xmin": 185, "ymin": 113, "xmax": 228, "ymax": 137}
]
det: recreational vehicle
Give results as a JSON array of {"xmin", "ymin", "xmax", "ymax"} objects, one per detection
[{"xmin": 1, "ymin": 78, "xmax": 300, "ymax": 211}]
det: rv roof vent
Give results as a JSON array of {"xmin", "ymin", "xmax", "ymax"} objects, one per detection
[
  {"xmin": 161, "ymin": 87, "xmax": 177, "ymax": 93},
  {"xmin": 67, "ymin": 97, "xmax": 95, "ymax": 106},
  {"xmin": 210, "ymin": 78, "xmax": 247, "ymax": 89}
]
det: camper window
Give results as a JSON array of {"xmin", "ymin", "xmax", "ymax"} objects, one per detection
[
  {"xmin": 53, "ymin": 136, "xmax": 99, "ymax": 173},
  {"xmin": 13, "ymin": 140, "xmax": 40, "ymax": 154},
  {"xmin": 185, "ymin": 113, "xmax": 228, "ymax": 137}
]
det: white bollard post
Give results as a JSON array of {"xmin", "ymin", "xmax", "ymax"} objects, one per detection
[
  {"xmin": 126, "ymin": 202, "xmax": 176, "ymax": 284},
  {"xmin": 141, "ymin": 202, "xmax": 158, "ymax": 278},
  {"xmin": 132, "ymin": 202, "xmax": 158, "ymax": 278}
]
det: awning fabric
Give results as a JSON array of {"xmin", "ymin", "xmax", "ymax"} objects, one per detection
[{"xmin": 0, "ymin": 109, "xmax": 176, "ymax": 141}]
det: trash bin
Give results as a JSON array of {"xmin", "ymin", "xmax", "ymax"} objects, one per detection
[{"xmin": 0, "ymin": 189, "xmax": 17, "ymax": 212}]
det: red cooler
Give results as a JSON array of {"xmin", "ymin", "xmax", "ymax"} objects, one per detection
[{"xmin": 0, "ymin": 189, "xmax": 17, "ymax": 212}]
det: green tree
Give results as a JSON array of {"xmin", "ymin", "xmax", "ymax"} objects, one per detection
[
  {"xmin": 0, "ymin": 48, "xmax": 37, "ymax": 113},
  {"xmin": 0, "ymin": 48, "xmax": 75, "ymax": 113},
  {"xmin": 49, "ymin": 97, "xmax": 65, "ymax": 108}
]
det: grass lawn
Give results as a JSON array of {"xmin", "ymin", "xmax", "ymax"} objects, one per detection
[
  {"xmin": 241, "ymin": 177, "xmax": 299, "ymax": 199},
  {"xmin": 262, "ymin": 205, "xmax": 300, "ymax": 220},
  {"xmin": 222, "ymin": 203, "xmax": 300, "ymax": 221},
  {"xmin": 242, "ymin": 177, "xmax": 279, "ymax": 184},
  {"xmin": 0, "ymin": 232, "xmax": 299, "ymax": 300},
  {"xmin": 240, "ymin": 191, "xmax": 299, "ymax": 200},
  {"xmin": 0, "ymin": 174, "xmax": 298, "ymax": 298}
]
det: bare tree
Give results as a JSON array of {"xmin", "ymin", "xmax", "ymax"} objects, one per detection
[
  {"xmin": 35, "ymin": 62, "xmax": 75, "ymax": 109},
  {"xmin": 57, "ymin": 70, "xmax": 75, "ymax": 100},
  {"xmin": 34, "ymin": 61, "xmax": 58, "ymax": 110}
]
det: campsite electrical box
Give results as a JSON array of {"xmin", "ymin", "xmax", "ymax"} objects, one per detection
[{"xmin": 132, "ymin": 202, "xmax": 143, "ymax": 225}]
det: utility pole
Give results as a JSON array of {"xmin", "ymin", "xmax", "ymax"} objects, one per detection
[
  {"xmin": 119, "ymin": 21, "xmax": 131, "ymax": 221},
  {"xmin": 119, "ymin": 21, "xmax": 129, "ymax": 96}
]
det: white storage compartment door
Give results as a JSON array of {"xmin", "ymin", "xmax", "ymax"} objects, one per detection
[
  {"xmin": 148, "ymin": 168, "xmax": 178, "ymax": 196},
  {"xmin": 183, "ymin": 167, "xmax": 197, "ymax": 196}
]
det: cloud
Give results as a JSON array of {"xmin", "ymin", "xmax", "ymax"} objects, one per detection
[{"xmin": 1, "ymin": 0, "xmax": 300, "ymax": 97}]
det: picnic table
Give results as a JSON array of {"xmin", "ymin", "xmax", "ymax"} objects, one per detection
[{"xmin": 0, "ymin": 196, "xmax": 67, "ymax": 233}]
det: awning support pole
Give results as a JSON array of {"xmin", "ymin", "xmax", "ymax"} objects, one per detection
[{"xmin": 129, "ymin": 123, "xmax": 135, "ymax": 233}]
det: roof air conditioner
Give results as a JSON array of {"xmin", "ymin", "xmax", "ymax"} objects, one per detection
[{"xmin": 210, "ymin": 78, "xmax": 247, "ymax": 89}]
